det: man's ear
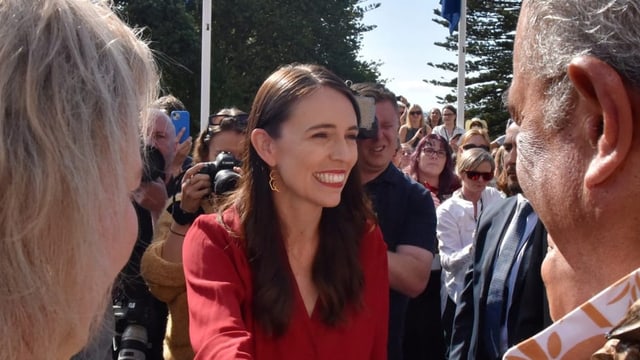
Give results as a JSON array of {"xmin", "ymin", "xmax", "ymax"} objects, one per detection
[
  {"xmin": 568, "ymin": 55, "xmax": 634, "ymax": 188},
  {"xmin": 250, "ymin": 129, "xmax": 277, "ymax": 167}
]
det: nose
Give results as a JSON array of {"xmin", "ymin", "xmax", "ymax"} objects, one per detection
[
  {"xmin": 331, "ymin": 137, "xmax": 356, "ymax": 163},
  {"xmin": 505, "ymin": 148, "xmax": 517, "ymax": 167}
]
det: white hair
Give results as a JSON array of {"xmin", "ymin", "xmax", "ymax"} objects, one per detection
[
  {"xmin": 0, "ymin": 0, "xmax": 158, "ymax": 358},
  {"xmin": 521, "ymin": 0, "xmax": 640, "ymax": 129}
]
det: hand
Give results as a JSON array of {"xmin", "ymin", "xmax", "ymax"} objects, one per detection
[
  {"xmin": 170, "ymin": 128, "xmax": 192, "ymax": 177},
  {"xmin": 180, "ymin": 163, "xmax": 212, "ymax": 213},
  {"xmin": 133, "ymin": 178, "xmax": 168, "ymax": 220}
]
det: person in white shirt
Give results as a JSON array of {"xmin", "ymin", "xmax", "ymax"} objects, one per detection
[
  {"xmin": 432, "ymin": 104, "xmax": 465, "ymax": 143},
  {"xmin": 437, "ymin": 148, "xmax": 503, "ymax": 348}
]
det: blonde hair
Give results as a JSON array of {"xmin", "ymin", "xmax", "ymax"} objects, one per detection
[
  {"xmin": 458, "ymin": 128, "xmax": 491, "ymax": 148},
  {"xmin": 405, "ymin": 104, "xmax": 426, "ymax": 129},
  {"xmin": 456, "ymin": 148, "xmax": 496, "ymax": 176},
  {"xmin": 0, "ymin": 0, "xmax": 158, "ymax": 358}
]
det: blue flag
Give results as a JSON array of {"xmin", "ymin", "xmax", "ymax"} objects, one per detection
[{"xmin": 440, "ymin": 0, "xmax": 461, "ymax": 35}]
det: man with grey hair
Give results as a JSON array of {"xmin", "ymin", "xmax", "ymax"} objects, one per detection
[{"xmin": 505, "ymin": 1, "xmax": 640, "ymax": 357}]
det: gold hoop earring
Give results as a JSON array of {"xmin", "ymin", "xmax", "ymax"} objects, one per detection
[{"xmin": 269, "ymin": 169, "xmax": 280, "ymax": 192}]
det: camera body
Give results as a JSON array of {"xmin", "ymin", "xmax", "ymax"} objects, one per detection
[
  {"xmin": 354, "ymin": 95, "xmax": 378, "ymax": 140},
  {"xmin": 198, "ymin": 151, "xmax": 242, "ymax": 195},
  {"xmin": 140, "ymin": 145, "xmax": 165, "ymax": 183}
]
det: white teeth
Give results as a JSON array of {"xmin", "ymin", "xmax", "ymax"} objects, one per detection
[
  {"xmin": 314, "ymin": 173, "xmax": 345, "ymax": 184},
  {"xmin": 374, "ymin": 146, "xmax": 384, "ymax": 152}
]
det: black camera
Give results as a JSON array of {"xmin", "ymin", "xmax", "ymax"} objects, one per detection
[
  {"xmin": 198, "ymin": 151, "xmax": 242, "ymax": 195},
  {"xmin": 113, "ymin": 301, "xmax": 149, "ymax": 360},
  {"xmin": 140, "ymin": 145, "xmax": 165, "ymax": 183}
]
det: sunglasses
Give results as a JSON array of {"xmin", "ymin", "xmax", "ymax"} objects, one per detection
[
  {"xmin": 462, "ymin": 143, "xmax": 490, "ymax": 152},
  {"xmin": 443, "ymin": 112, "xmax": 455, "ymax": 117},
  {"xmin": 208, "ymin": 113, "xmax": 249, "ymax": 128},
  {"xmin": 409, "ymin": 111, "xmax": 422, "ymax": 116},
  {"xmin": 464, "ymin": 171, "xmax": 494, "ymax": 181}
]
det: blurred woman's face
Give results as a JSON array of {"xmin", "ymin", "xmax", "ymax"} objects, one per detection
[
  {"xmin": 418, "ymin": 140, "xmax": 447, "ymax": 178},
  {"xmin": 460, "ymin": 135, "xmax": 490, "ymax": 153},
  {"xmin": 207, "ymin": 130, "xmax": 245, "ymax": 161},
  {"xmin": 408, "ymin": 107, "xmax": 423, "ymax": 126},
  {"xmin": 429, "ymin": 109, "xmax": 441, "ymax": 125},
  {"xmin": 461, "ymin": 161, "xmax": 493, "ymax": 193}
]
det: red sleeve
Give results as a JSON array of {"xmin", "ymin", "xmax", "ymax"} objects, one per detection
[
  {"xmin": 182, "ymin": 214, "xmax": 254, "ymax": 360},
  {"xmin": 369, "ymin": 225, "xmax": 390, "ymax": 360}
]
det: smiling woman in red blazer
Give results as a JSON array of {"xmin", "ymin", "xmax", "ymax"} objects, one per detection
[{"xmin": 182, "ymin": 64, "xmax": 389, "ymax": 360}]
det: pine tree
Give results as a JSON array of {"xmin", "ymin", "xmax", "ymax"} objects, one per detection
[{"xmin": 427, "ymin": 0, "xmax": 520, "ymax": 138}]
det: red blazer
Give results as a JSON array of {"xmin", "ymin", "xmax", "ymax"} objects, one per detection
[{"xmin": 183, "ymin": 208, "xmax": 389, "ymax": 360}]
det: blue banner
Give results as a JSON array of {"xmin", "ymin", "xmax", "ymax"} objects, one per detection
[{"xmin": 440, "ymin": 0, "xmax": 461, "ymax": 35}]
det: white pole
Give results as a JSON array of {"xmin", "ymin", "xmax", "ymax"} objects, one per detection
[
  {"xmin": 200, "ymin": 0, "xmax": 212, "ymax": 132},
  {"xmin": 456, "ymin": 0, "xmax": 466, "ymax": 130}
]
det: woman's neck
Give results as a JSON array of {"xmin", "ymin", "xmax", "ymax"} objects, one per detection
[
  {"xmin": 461, "ymin": 186, "xmax": 482, "ymax": 203},
  {"xmin": 418, "ymin": 173, "xmax": 439, "ymax": 190},
  {"xmin": 273, "ymin": 195, "xmax": 321, "ymax": 254}
]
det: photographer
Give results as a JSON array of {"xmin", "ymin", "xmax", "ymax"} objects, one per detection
[
  {"xmin": 111, "ymin": 110, "xmax": 179, "ymax": 360},
  {"xmin": 140, "ymin": 108, "xmax": 246, "ymax": 360}
]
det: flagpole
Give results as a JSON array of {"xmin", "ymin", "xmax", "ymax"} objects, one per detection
[
  {"xmin": 456, "ymin": 0, "xmax": 466, "ymax": 130},
  {"xmin": 200, "ymin": 0, "xmax": 212, "ymax": 132}
]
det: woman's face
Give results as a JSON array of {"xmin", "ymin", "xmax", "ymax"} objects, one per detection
[
  {"xmin": 418, "ymin": 140, "xmax": 447, "ymax": 178},
  {"xmin": 408, "ymin": 107, "xmax": 423, "ymax": 126},
  {"xmin": 460, "ymin": 135, "xmax": 490, "ymax": 153},
  {"xmin": 461, "ymin": 161, "xmax": 493, "ymax": 193},
  {"xmin": 429, "ymin": 108, "xmax": 441, "ymax": 126},
  {"xmin": 104, "ymin": 137, "xmax": 142, "ymax": 281},
  {"xmin": 207, "ymin": 130, "xmax": 245, "ymax": 161},
  {"xmin": 269, "ymin": 86, "xmax": 358, "ymax": 208},
  {"xmin": 442, "ymin": 108, "xmax": 456, "ymax": 126}
]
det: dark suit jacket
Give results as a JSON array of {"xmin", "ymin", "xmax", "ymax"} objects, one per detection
[{"xmin": 448, "ymin": 196, "xmax": 551, "ymax": 360}]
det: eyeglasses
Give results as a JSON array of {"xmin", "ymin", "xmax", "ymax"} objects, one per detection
[
  {"xmin": 409, "ymin": 111, "xmax": 422, "ymax": 116},
  {"xmin": 461, "ymin": 143, "xmax": 490, "ymax": 152},
  {"xmin": 464, "ymin": 171, "xmax": 494, "ymax": 181},
  {"xmin": 421, "ymin": 148, "xmax": 447, "ymax": 158},
  {"xmin": 443, "ymin": 112, "xmax": 455, "ymax": 117},
  {"xmin": 208, "ymin": 113, "xmax": 249, "ymax": 129}
]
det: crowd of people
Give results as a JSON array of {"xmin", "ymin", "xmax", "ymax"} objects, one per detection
[{"xmin": 3, "ymin": 0, "xmax": 640, "ymax": 360}]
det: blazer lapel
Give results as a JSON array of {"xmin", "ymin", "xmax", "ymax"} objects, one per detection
[{"xmin": 475, "ymin": 197, "xmax": 519, "ymax": 306}]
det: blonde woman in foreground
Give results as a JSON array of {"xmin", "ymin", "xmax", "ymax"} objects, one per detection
[{"xmin": 0, "ymin": 0, "xmax": 158, "ymax": 358}]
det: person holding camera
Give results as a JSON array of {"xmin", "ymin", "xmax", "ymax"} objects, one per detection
[
  {"xmin": 181, "ymin": 64, "xmax": 388, "ymax": 359},
  {"xmin": 140, "ymin": 108, "xmax": 246, "ymax": 360}
]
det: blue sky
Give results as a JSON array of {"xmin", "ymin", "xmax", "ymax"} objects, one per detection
[{"xmin": 358, "ymin": 0, "xmax": 457, "ymax": 109}]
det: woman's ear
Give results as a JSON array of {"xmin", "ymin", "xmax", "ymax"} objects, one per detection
[{"xmin": 250, "ymin": 129, "xmax": 277, "ymax": 167}]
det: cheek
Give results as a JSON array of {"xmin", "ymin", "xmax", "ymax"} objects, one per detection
[
  {"xmin": 541, "ymin": 246, "xmax": 575, "ymax": 320},
  {"xmin": 106, "ymin": 202, "xmax": 138, "ymax": 275}
]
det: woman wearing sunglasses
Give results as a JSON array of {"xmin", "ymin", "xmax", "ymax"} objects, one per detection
[
  {"xmin": 437, "ymin": 148, "xmax": 503, "ymax": 349},
  {"xmin": 399, "ymin": 104, "xmax": 431, "ymax": 149},
  {"xmin": 140, "ymin": 107, "xmax": 246, "ymax": 360},
  {"xmin": 455, "ymin": 128, "xmax": 491, "ymax": 160}
]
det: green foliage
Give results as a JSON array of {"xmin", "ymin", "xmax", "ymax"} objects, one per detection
[
  {"xmin": 427, "ymin": 0, "xmax": 520, "ymax": 139},
  {"xmin": 114, "ymin": 0, "xmax": 381, "ymax": 134}
]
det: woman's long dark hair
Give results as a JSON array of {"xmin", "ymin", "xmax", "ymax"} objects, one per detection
[{"xmin": 219, "ymin": 64, "xmax": 374, "ymax": 336}]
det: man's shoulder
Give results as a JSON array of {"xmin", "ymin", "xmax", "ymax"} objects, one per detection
[{"xmin": 478, "ymin": 195, "xmax": 517, "ymax": 225}]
